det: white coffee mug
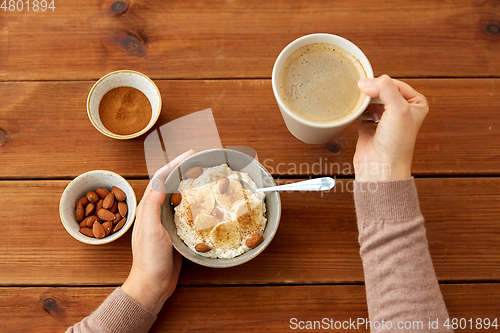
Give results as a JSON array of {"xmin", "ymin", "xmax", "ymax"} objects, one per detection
[{"xmin": 272, "ymin": 33, "xmax": 380, "ymax": 144}]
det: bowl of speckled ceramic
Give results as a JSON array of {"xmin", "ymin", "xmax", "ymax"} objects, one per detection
[
  {"xmin": 59, "ymin": 170, "xmax": 137, "ymax": 245},
  {"xmin": 161, "ymin": 148, "xmax": 282, "ymax": 268},
  {"xmin": 87, "ymin": 70, "xmax": 162, "ymax": 140}
]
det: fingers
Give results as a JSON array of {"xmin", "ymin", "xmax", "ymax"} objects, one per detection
[
  {"xmin": 156, "ymin": 149, "xmax": 195, "ymax": 183},
  {"xmin": 143, "ymin": 149, "xmax": 195, "ymax": 196},
  {"xmin": 135, "ymin": 190, "xmax": 166, "ymax": 229},
  {"xmin": 358, "ymin": 75, "xmax": 408, "ymax": 111},
  {"xmin": 366, "ymin": 104, "xmax": 384, "ymax": 123},
  {"xmin": 138, "ymin": 149, "xmax": 195, "ymax": 213},
  {"xmin": 358, "ymin": 119, "xmax": 377, "ymax": 142},
  {"xmin": 392, "ymin": 80, "xmax": 419, "ymax": 101}
]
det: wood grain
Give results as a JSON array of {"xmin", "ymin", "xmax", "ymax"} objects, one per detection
[
  {"xmin": 0, "ymin": 178, "xmax": 498, "ymax": 286},
  {"xmin": 0, "ymin": 284, "xmax": 498, "ymax": 332},
  {"xmin": 1, "ymin": 0, "xmax": 500, "ymax": 81},
  {"xmin": 1, "ymin": 79, "xmax": 500, "ymax": 179}
]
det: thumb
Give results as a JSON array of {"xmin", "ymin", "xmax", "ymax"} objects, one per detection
[
  {"xmin": 358, "ymin": 75, "xmax": 408, "ymax": 114},
  {"xmin": 136, "ymin": 189, "xmax": 166, "ymax": 229}
]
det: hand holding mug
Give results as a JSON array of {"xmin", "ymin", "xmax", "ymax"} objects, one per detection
[{"xmin": 354, "ymin": 75, "xmax": 429, "ymax": 182}]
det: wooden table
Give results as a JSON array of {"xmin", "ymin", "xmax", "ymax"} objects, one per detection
[{"xmin": 1, "ymin": 1, "xmax": 499, "ymax": 331}]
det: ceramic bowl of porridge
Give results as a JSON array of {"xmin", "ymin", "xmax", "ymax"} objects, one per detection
[{"xmin": 161, "ymin": 149, "xmax": 281, "ymax": 268}]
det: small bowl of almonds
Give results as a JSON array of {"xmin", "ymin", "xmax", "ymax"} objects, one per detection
[{"xmin": 59, "ymin": 170, "xmax": 137, "ymax": 245}]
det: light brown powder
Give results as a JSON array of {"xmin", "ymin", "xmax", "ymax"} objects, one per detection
[{"xmin": 99, "ymin": 86, "xmax": 152, "ymax": 135}]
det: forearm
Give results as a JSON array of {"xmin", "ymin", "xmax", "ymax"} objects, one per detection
[
  {"xmin": 66, "ymin": 287, "xmax": 157, "ymax": 333},
  {"xmin": 354, "ymin": 178, "xmax": 452, "ymax": 332}
]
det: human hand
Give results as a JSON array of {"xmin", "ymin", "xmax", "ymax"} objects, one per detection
[
  {"xmin": 354, "ymin": 75, "xmax": 429, "ymax": 182},
  {"xmin": 121, "ymin": 149, "xmax": 194, "ymax": 315}
]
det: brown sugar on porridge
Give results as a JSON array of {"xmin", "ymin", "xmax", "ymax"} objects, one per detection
[{"xmin": 172, "ymin": 164, "xmax": 267, "ymax": 259}]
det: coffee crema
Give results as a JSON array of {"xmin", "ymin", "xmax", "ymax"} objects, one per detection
[{"xmin": 278, "ymin": 43, "xmax": 366, "ymax": 124}]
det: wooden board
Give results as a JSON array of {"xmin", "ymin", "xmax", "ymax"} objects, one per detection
[
  {"xmin": 1, "ymin": 0, "xmax": 499, "ymax": 81},
  {"xmin": 0, "ymin": 178, "xmax": 498, "ymax": 286},
  {"xmin": 0, "ymin": 284, "xmax": 498, "ymax": 332},
  {"xmin": 1, "ymin": 79, "xmax": 500, "ymax": 179}
]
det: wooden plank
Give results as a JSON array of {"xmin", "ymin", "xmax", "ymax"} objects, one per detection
[
  {"xmin": 1, "ymin": 79, "xmax": 500, "ymax": 178},
  {"xmin": 0, "ymin": 284, "xmax": 498, "ymax": 332},
  {"xmin": 1, "ymin": 0, "xmax": 499, "ymax": 81},
  {"xmin": 0, "ymin": 178, "xmax": 498, "ymax": 286},
  {"xmin": 0, "ymin": 16, "xmax": 7, "ymax": 79}
]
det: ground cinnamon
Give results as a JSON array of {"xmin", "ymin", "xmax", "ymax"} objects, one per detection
[{"xmin": 99, "ymin": 86, "xmax": 152, "ymax": 135}]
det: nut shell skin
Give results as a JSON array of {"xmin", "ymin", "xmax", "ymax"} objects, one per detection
[
  {"xmin": 75, "ymin": 202, "xmax": 84, "ymax": 222},
  {"xmin": 184, "ymin": 166, "xmax": 203, "ymax": 179},
  {"xmin": 79, "ymin": 227, "xmax": 95, "ymax": 238},
  {"xmin": 92, "ymin": 221, "xmax": 106, "ymax": 239},
  {"xmin": 86, "ymin": 191, "xmax": 99, "ymax": 204},
  {"xmin": 111, "ymin": 186, "xmax": 126, "ymax": 202},
  {"xmin": 170, "ymin": 192, "xmax": 182, "ymax": 206},
  {"xmin": 83, "ymin": 215, "xmax": 99, "ymax": 228},
  {"xmin": 103, "ymin": 192, "xmax": 115, "ymax": 210},
  {"xmin": 97, "ymin": 209, "xmax": 115, "ymax": 222},
  {"xmin": 84, "ymin": 203, "xmax": 95, "ymax": 217},
  {"xmin": 75, "ymin": 196, "xmax": 89, "ymax": 208},
  {"xmin": 246, "ymin": 235, "xmax": 264, "ymax": 249},
  {"xmin": 102, "ymin": 222, "xmax": 113, "ymax": 236},
  {"xmin": 195, "ymin": 243, "xmax": 212, "ymax": 253},
  {"xmin": 96, "ymin": 187, "xmax": 110, "ymax": 199},
  {"xmin": 118, "ymin": 201, "xmax": 128, "ymax": 217},
  {"xmin": 113, "ymin": 217, "xmax": 127, "ymax": 233}
]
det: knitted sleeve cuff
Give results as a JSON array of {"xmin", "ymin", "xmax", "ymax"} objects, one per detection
[
  {"xmin": 92, "ymin": 287, "xmax": 157, "ymax": 333},
  {"xmin": 353, "ymin": 177, "xmax": 421, "ymax": 226}
]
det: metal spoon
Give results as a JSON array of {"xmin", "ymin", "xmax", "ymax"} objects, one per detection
[{"xmin": 241, "ymin": 177, "xmax": 335, "ymax": 193}]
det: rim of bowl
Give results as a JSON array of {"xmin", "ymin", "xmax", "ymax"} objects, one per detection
[
  {"xmin": 87, "ymin": 70, "xmax": 162, "ymax": 140},
  {"xmin": 59, "ymin": 170, "xmax": 137, "ymax": 245},
  {"xmin": 164, "ymin": 148, "xmax": 282, "ymax": 268}
]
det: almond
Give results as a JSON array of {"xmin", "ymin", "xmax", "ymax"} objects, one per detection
[
  {"xmin": 170, "ymin": 192, "xmax": 182, "ymax": 206},
  {"xmin": 79, "ymin": 227, "xmax": 95, "ymax": 238},
  {"xmin": 195, "ymin": 243, "xmax": 212, "ymax": 253},
  {"xmin": 75, "ymin": 202, "xmax": 84, "ymax": 222},
  {"xmin": 79, "ymin": 220, "xmax": 87, "ymax": 228},
  {"xmin": 96, "ymin": 199, "xmax": 103, "ymax": 214},
  {"xmin": 113, "ymin": 217, "xmax": 127, "ymax": 233},
  {"xmin": 184, "ymin": 166, "xmax": 203, "ymax": 179},
  {"xmin": 219, "ymin": 177, "xmax": 229, "ymax": 194},
  {"xmin": 86, "ymin": 191, "xmax": 99, "ymax": 203},
  {"xmin": 103, "ymin": 192, "xmax": 115, "ymax": 210},
  {"xmin": 95, "ymin": 187, "xmax": 110, "ymax": 199},
  {"xmin": 102, "ymin": 222, "xmax": 113, "ymax": 236},
  {"xmin": 75, "ymin": 196, "xmax": 89, "ymax": 208},
  {"xmin": 97, "ymin": 209, "xmax": 115, "ymax": 222},
  {"xmin": 84, "ymin": 202, "xmax": 95, "ymax": 217},
  {"xmin": 112, "ymin": 186, "xmax": 126, "ymax": 202},
  {"xmin": 118, "ymin": 201, "xmax": 128, "ymax": 217},
  {"xmin": 110, "ymin": 200, "xmax": 118, "ymax": 213},
  {"xmin": 83, "ymin": 215, "xmax": 99, "ymax": 228},
  {"xmin": 112, "ymin": 212, "xmax": 122, "ymax": 224},
  {"xmin": 246, "ymin": 235, "xmax": 264, "ymax": 249},
  {"xmin": 92, "ymin": 221, "xmax": 105, "ymax": 239},
  {"xmin": 211, "ymin": 207, "xmax": 224, "ymax": 221}
]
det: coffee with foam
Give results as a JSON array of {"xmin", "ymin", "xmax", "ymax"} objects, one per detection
[{"xmin": 278, "ymin": 43, "xmax": 366, "ymax": 124}]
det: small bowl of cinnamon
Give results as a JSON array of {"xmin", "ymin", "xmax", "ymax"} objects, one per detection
[{"xmin": 87, "ymin": 70, "xmax": 162, "ymax": 139}]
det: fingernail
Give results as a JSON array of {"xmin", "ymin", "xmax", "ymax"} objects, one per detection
[
  {"xmin": 372, "ymin": 112, "xmax": 381, "ymax": 123},
  {"xmin": 358, "ymin": 78, "xmax": 372, "ymax": 88},
  {"xmin": 152, "ymin": 177, "xmax": 166, "ymax": 193}
]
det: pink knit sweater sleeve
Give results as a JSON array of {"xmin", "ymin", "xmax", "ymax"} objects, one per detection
[
  {"xmin": 354, "ymin": 178, "xmax": 452, "ymax": 332},
  {"xmin": 66, "ymin": 287, "xmax": 157, "ymax": 333}
]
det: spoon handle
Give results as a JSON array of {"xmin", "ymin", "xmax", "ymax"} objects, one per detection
[{"xmin": 256, "ymin": 177, "xmax": 335, "ymax": 192}]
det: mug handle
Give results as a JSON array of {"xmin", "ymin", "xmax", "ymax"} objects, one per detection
[{"xmin": 358, "ymin": 97, "xmax": 384, "ymax": 121}]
